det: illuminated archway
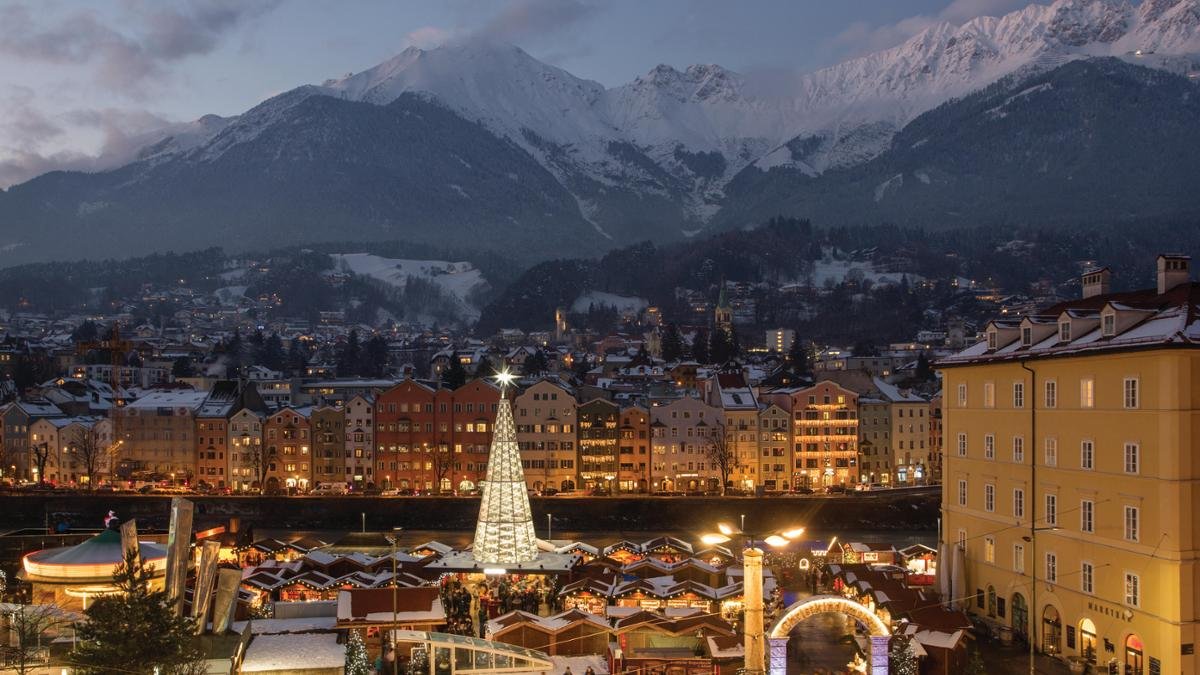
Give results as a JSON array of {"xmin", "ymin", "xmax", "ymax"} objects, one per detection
[{"xmin": 768, "ymin": 595, "xmax": 890, "ymax": 675}]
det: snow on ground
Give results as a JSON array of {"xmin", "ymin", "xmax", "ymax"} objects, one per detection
[
  {"xmin": 330, "ymin": 253, "xmax": 487, "ymax": 321},
  {"xmin": 572, "ymin": 291, "xmax": 648, "ymax": 314},
  {"xmin": 214, "ymin": 286, "xmax": 247, "ymax": 306},
  {"xmin": 241, "ymin": 633, "xmax": 344, "ymax": 672},
  {"xmin": 810, "ymin": 259, "xmax": 922, "ymax": 287}
]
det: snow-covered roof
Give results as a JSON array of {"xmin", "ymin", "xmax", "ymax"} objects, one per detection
[
  {"xmin": 126, "ymin": 389, "xmax": 208, "ymax": 410},
  {"xmin": 241, "ymin": 633, "xmax": 344, "ymax": 673}
]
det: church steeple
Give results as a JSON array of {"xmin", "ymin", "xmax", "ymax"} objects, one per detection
[{"xmin": 714, "ymin": 278, "xmax": 733, "ymax": 333}]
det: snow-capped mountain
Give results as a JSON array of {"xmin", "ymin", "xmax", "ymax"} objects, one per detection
[{"xmin": 1, "ymin": 0, "xmax": 1199, "ymax": 266}]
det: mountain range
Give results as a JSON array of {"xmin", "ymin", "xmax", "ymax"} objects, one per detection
[{"xmin": 1, "ymin": 0, "xmax": 1198, "ymax": 265}]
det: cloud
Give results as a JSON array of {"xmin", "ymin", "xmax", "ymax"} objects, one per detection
[
  {"xmin": 830, "ymin": 0, "xmax": 1034, "ymax": 58},
  {"xmin": 473, "ymin": 0, "xmax": 597, "ymax": 45},
  {"xmin": 404, "ymin": 26, "xmax": 455, "ymax": 49},
  {"xmin": 0, "ymin": 0, "xmax": 282, "ymax": 96},
  {"xmin": 0, "ymin": 94, "xmax": 173, "ymax": 188}
]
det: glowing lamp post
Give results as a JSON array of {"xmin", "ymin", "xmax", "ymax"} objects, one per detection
[{"xmin": 701, "ymin": 521, "xmax": 804, "ymax": 675}]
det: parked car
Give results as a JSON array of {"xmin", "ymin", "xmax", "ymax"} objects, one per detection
[
  {"xmin": 379, "ymin": 488, "xmax": 401, "ymax": 496},
  {"xmin": 312, "ymin": 482, "xmax": 349, "ymax": 496},
  {"xmin": 825, "ymin": 484, "xmax": 848, "ymax": 494},
  {"xmin": 792, "ymin": 486, "xmax": 815, "ymax": 495}
]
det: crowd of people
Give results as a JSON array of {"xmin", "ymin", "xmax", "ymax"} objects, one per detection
[{"xmin": 438, "ymin": 573, "xmax": 561, "ymax": 638}]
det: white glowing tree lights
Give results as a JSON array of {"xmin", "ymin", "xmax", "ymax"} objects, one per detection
[{"xmin": 472, "ymin": 372, "xmax": 539, "ymax": 566}]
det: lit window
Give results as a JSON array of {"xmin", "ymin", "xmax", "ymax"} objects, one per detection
[
  {"xmin": 1080, "ymin": 378, "xmax": 1095, "ymax": 408},
  {"xmin": 984, "ymin": 536, "xmax": 995, "ymax": 563}
]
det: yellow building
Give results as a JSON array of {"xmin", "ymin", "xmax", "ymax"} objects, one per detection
[{"xmin": 939, "ymin": 255, "xmax": 1199, "ymax": 674}]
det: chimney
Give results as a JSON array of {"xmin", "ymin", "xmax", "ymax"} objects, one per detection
[
  {"xmin": 1157, "ymin": 254, "xmax": 1191, "ymax": 294},
  {"xmin": 1081, "ymin": 267, "xmax": 1111, "ymax": 299}
]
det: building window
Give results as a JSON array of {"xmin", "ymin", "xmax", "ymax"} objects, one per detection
[
  {"xmin": 1012, "ymin": 436, "xmax": 1024, "ymax": 463},
  {"xmin": 1059, "ymin": 322, "xmax": 1071, "ymax": 342},
  {"xmin": 1013, "ymin": 544, "xmax": 1025, "ymax": 573},
  {"xmin": 1044, "ymin": 380, "xmax": 1057, "ymax": 408},
  {"xmin": 957, "ymin": 480, "xmax": 967, "ymax": 506},
  {"xmin": 1021, "ymin": 326, "xmax": 1032, "ymax": 346},
  {"xmin": 984, "ymin": 434, "xmax": 995, "ymax": 460},
  {"xmin": 1045, "ymin": 553, "xmax": 1057, "ymax": 583},
  {"xmin": 1081, "ymin": 440, "xmax": 1094, "ymax": 470},
  {"xmin": 1013, "ymin": 382, "xmax": 1024, "ymax": 408},
  {"xmin": 985, "ymin": 484, "xmax": 995, "ymax": 512},
  {"xmin": 1080, "ymin": 499, "xmax": 1094, "ymax": 533},
  {"xmin": 984, "ymin": 536, "xmax": 995, "ymax": 564},
  {"xmin": 1080, "ymin": 378, "xmax": 1094, "ymax": 408},
  {"xmin": 1124, "ymin": 506, "xmax": 1139, "ymax": 542},
  {"xmin": 1081, "ymin": 562, "xmax": 1094, "ymax": 594},
  {"xmin": 1102, "ymin": 313, "xmax": 1116, "ymax": 336},
  {"xmin": 1013, "ymin": 488, "xmax": 1025, "ymax": 519},
  {"xmin": 1123, "ymin": 378, "xmax": 1139, "ymax": 409},
  {"xmin": 983, "ymin": 382, "xmax": 995, "ymax": 408},
  {"xmin": 957, "ymin": 433, "xmax": 967, "ymax": 457},
  {"xmin": 1045, "ymin": 494, "xmax": 1057, "ymax": 526},
  {"xmin": 957, "ymin": 384, "xmax": 967, "ymax": 407},
  {"xmin": 1124, "ymin": 573, "xmax": 1140, "ymax": 607},
  {"xmin": 987, "ymin": 331, "xmax": 998, "ymax": 350},
  {"xmin": 1124, "ymin": 443, "xmax": 1139, "ymax": 474},
  {"xmin": 1044, "ymin": 437, "xmax": 1057, "ymax": 466}
]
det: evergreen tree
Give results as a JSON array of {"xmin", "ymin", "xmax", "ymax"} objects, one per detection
[
  {"xmin": 171, "ymin": 356, "xmax": 195, "ymax": 379},
  {"xmin": 888, "ymin": 636, "xmax": 919, "ymax": 675},
  {"xmin": 691, "ymin": 329, "xmax": 710, "ymax": 364},
  {"xmin": 915, "ymin": 351, "xmax": 933, "ymax": 381},
  {"xmin": 249, "ymin": 329, "xmax": 266, "ymax": 365},
  {"xmin": 224, "ymin": 329, "xmax": 244, "ymax": 376},
  {"xmin": 286, "ymin": 339, "xmax": 309, "ymax": 374},
  {"xmin": 74, "ymin": 548, "xmax": 201, "ymax": 674},
  {"xmin": 443, "ymin": 357, "xmax": 468, "ymax": 390},
  {"xmin": 71, "ymin": 319, "xmax": 99, "ymax": 344},
  {"xmin": 787, "ymin": 337, "xmax": 811, "ymax": 377},
  {"xmin": 363, "ymin": 335, "xmax": 390, "ymax": 377},
  {"xmin": 338, "ymin": 330, "xmax": 362, "ymax": 377},
  {"xmin": 523, "ymin": 350, "xmax": 549, "ymax": 376},
  {"xmin": 345, "ymin": 629, "xmax": 371, "ymax": 675},
  {"xmin": 661, "ymin": 323, "xmax": 683, "ymax": 363},
  {"xmin": 710, "ymin": 328, "xmax": 732, "ymax": 364},
  {"xmin": 474, "ymin": 358, "xmax": 499, "ymax": 380},
  {"xmin": 262, "ymin": 333, "xmax": 286, "ymax": 371},
  {"xmin": 728, "ymin": 326, "xmax": 741, "ymax": 358}
]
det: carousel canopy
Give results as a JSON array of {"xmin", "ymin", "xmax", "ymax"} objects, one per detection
[{"xmin": 22, "ymin": 528, "xmax": 167, "ymax": 583}]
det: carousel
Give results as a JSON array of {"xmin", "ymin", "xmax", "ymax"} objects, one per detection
[{"xmin": 19, "ymin": 523, "xmax": 168, "ymax": 611}]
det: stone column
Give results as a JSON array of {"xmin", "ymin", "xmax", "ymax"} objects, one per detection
[
  {"xmin": 768, "ymin": 636, "xmax": 788, "ymax": 675},
  {"xmin": 869, "ymin": 634, "xmax": 890, "ymax": 675},
  {"xmin": 744, "ymin": 547, "xmax": 765, "ymax": 675}
]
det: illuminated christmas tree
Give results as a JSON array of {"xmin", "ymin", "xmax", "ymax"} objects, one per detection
[{"xmin": 472, "ymin": 371, "xmax": 538, "ymax": 566}]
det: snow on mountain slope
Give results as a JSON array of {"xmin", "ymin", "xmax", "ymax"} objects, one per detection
[
  {"xmin": 330, "ymin": 253, "xmax": 487, "ymax": 321},
  {"xmin": 119, "ymin": 0, "xmax": 1200, "ymax": 229}
]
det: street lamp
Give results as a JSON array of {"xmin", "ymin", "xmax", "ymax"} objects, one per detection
[
  {"xmin": 701, "ymin": 520, "xmax": 805, "ymax": 675},
  {"xmin": 546, "ymin": 513, "xmax": 552, "ymax": 541},
  {"xmin": 384, "ymin": 526, "xmax": 403, "ymax": 673}
]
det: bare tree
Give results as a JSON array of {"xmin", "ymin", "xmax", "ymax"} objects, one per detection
[
  {"xmin": 31, "ymin": 443, "xmax": 50, "ymax": 485},
  {"xmin": 7, "ymin": 603, "xmax": 69, "ymax": 674},
  {"xmin": 705, "ymin": 421, "xmax": 739, "ymax": 495},
  {"xmin": 432, "ymin": 444, "xmax": 454, "ymax": 494},
  {"xmin": 70, "ymin": 426, "xmax": 105, "ymax": 489}
]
